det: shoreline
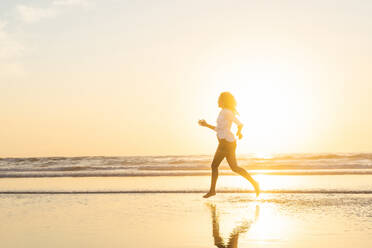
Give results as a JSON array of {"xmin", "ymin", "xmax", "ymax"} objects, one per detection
[
  {"xmin": 1, "ymin": 190, "xmax": 372, "ymax": 194},
  {"xmin": 1, "ymin": 175, "xmax": 372, "ymax": 194},
  {"xmin": 2, "ymin": 169, "xmax": 372, "ymax": 178}
]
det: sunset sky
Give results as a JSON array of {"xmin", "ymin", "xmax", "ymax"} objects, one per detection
[{"xmin": 1, "ymin": 0, "xmax": 372, "ymax": 157}]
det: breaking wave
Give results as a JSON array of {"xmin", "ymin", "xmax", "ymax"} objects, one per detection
[{"xmin": 1, "ymin": 153, "xmax": 372, "ymax": 177}]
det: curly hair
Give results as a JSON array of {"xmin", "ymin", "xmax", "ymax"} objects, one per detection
[{"xmin": 218, "ymin": 92, "xmax": 238, "ymax": 115}]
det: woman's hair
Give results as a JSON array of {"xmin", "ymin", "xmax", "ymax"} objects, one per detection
[{"xmin": 218, "ymin": 92, "xmax": 238, "ymax": 115}]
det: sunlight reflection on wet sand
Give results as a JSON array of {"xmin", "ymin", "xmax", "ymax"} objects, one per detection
[{"xmin": 0, "ymin": 192, "xmax": 371, "ymax": 248}]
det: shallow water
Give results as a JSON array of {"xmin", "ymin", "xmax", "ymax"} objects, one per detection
[
  {"xmin": 1, "ymin": 175, "xmax": 372, "ymax": 247},
  {"xmin": 0, "ymin": 192, "xmax": 371, "ymax": 248},
  {"xmin": 1, "ymin": 175, "xmax": 372, "ymax": 193}
]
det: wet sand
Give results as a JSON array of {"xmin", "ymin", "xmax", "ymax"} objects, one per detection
[
  {"xmin": 1, "ymin": 175, "xmax": 372, "ymax": 193},
  {"xmin": 0, "ymin": 175, "xmax": 372, "ymax": 247},
  {"xmin": 0, "ymin": 192, "xmax": 371, "ymax": 248}
]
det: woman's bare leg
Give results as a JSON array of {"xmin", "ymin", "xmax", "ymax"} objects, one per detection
[
  {"xmin": 226, "ymin": 150, "xmax": 260, "ymax": 197},
  {"xmin": 204, "ymin": 147, "xmax": 225, "ymax": 198}
]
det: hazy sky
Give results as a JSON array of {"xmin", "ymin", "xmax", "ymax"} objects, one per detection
[{"xmin": 1, "ymin": 0, "xmax": 372, "ymax": 157}]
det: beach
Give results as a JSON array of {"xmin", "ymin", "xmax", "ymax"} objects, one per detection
[
  {"xmin": 1, "ymin": 175, "xmax": 372, "ymax": 248},
  {"xmin": 3, "ymin": 0, "xmax": 372, "ymax": 246}
]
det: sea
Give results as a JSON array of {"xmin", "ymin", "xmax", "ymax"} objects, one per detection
[
  {"xmin": 1, "ymin": 153, "xmax": 372, "ymax": 178},
  {"xmin": 1, "ymin": 153, "xmax": 372, "ymax": 247}
]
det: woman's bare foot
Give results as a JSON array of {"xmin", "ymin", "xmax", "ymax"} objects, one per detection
[{"xmin": 203, "ymin": 191, "xmax": 216, "ymax": 198}]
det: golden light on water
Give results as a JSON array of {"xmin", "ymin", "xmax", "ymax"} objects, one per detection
[
  {"xmin": 207, "ymin": 200, "xmax": 295, "ymax": 246},
  {"xmin": 223, "ymin": 174, "xmax": 304, "ymax": 192},
  {"xmin": 248, "ymin": 204, "xmax": 294, "ymax": 244},
  {"xmin": 251, "ymin": 152, "xmax": 274, "ymax": 160},
  {"xmin": 254, "ymin": 175, "xmax": 303, "ymax": 191}
]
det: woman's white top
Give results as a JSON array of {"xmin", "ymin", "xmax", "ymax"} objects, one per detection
[{"xmin": 215, "ymin": 108, "xmax": 243, "ymax": 142}]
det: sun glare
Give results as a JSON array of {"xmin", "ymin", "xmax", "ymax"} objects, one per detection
[
  {"xmin": 224, "ymin": 174, "xmax": 302, "ymax": 192},
  {"xmin": 247, "ymin": 203, "xmax": 294, "ymax": 243},
  {"xmin": 200, "ymin": 56, "xmax": 319, "ymax": 153}
]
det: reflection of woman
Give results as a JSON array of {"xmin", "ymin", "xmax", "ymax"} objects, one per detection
[
  {"xmin": 198, "ymin": 92, "xmax": 260, "ymax": 198},
  {"xmin": 208, "ymin": 203, "xmax": 259, "ymax": 248}
]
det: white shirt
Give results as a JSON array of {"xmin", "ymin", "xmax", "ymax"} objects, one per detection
[{"xmin": 215, "ymin": 108, "xmax": 243, "ymax": 142}]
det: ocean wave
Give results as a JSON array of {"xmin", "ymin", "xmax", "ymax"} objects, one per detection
[
  {"xmin": 1, "ymin": 169, "xmax": 372, "ymax": 178},
  {"xmin": 0, "ymin": 165, "xmax": 133, "ymax": 172},
  {"xmin": 1, "ymin": 190, "xmax": 372, "ymax": 194},
  {"xmin": 1, "ymin": 153, "xmax": 372, "ymax": 177}
]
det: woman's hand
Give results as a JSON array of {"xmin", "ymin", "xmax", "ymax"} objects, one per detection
[
  {"xmin": 236, "ymin": 131, "xmax": 243, "ymax": 139},
  {"xmin": 198, "ymin": 119, "xmax": 207, "ymax": 127},
  {"xmin": 236, "ymin": 124, "xmax": 243, "ymax": 139},
  {"xmin": 199, "ymin": 119, "xmax": 216, "ymax": 131}
]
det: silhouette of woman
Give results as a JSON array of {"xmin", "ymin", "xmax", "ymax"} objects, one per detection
[
  {"xmin": 198, "ymin": 92, "xmax": 260, "ymax": 198},
  {"xmin": 208, "ymin": 203, "xmax": 259, "ymax": 248}
]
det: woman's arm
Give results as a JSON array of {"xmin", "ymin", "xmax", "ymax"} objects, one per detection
[
  {"xmin": 229, "ymin": 110, "xmax": 244, "ymax": 139},
  {"xmin": 198, "ymin": 119, "xmax": 216, "ymax": 132},
  {"xmin": 236, "ymin": 124, "xmax": 243, "ymax": 139}
]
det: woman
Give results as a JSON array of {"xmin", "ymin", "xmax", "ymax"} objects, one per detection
[{"xmin": 198, "ymin": 92, "xmax": 260, "ymax": 198}]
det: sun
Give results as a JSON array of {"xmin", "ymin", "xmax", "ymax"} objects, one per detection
[{"xmin": 200, "ymin": 57, "xmax": 320, "ymax": 153}]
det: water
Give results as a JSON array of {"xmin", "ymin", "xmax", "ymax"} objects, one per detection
[
  {"xmin": 1, "ymin": 154, "xmax": 372, "ymax": 247},
  {"xmin": 1, "ymin": 153, "xmax": 372, "ymax": 177},
  {"xmin": 1, "ymin": 193, "xmax": 372, "ymax": 248}
]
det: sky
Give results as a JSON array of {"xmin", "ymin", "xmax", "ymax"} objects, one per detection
[{"xmin": 1, "ymin": 0, "xmax": 372, "ymax": 157}]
